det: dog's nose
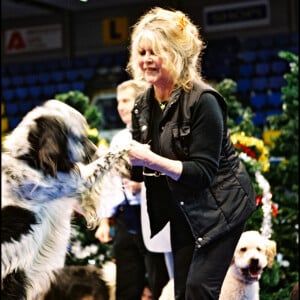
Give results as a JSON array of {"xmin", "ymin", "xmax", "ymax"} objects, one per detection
[{"xmin": 250, "ymin": 258, "xmax": 259, "ymax": 266}]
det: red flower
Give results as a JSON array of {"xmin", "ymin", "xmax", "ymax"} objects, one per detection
[
  {"xmin": 256, "ymin": 195, "xmax": 262, "ymax": 206},
  {"xmin": 235, "ymin": 143, "xmax": 258, "ymax": 159},
  {"xmin": 271, "ymin": 203, "xmax": 279, "ymax": 217}
]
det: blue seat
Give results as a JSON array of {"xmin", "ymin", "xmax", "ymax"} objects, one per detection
[
  {"xmin": 255, "ymin": 63, "xmax": 270, "ymax": 76},
  {"xmin": 268, "ymin": 76, "xmax": 286, "ymax": 91},
  {"xmin": 71, "ymin": 81, "xmax": 85, "ymax": 91},
  {"xmin": 51, "ymin": 71, "xmax": 65, "ymax": 83},
  {"xmin": 79, "ymin": 68, "xmax": 95, "ymax": 80},
  {"xmin": 43, "ymin": 84, "xmax": 57, "ymax": 98},
  {"xmin": 24, "ymin": 74, "xmax": 38, "ymax": 85},
  {"xmin": 86, "ymin": 54, "xmax": 101, "ymax": 67},
  {"xmin": 19, "ymin": 100, "xmax": 34, "ymax": 114},
  {"xmin": 2, "ymin": 76, "xmax": 11, "ymax": 88},
  {"xmin": 99, "ymin": 54, "xmax": 114, "ymax": 66},
  {"xmin": 256, "ymin": 49, "xmax": 273, "ymax": 62},
  {"xmin": 8, "ymin": 116, "xmax": 23, "ymax": 130},
  {"xmin": 38, "ymin": 72, "xmax": 51, "ymax": 84},
  {"xmin": 271, "ymin": 61, "xmax": 289, "ymax": 75},
  {"xmin": 252, "ymin": 77, "xmax": 268, "ymax": 92},
  {"xmin": 15, "ymin": 87, "xmax": 29, "ymax": 100},
  {"xmin": 56, "ymin": 83, "xmax": 72, "ymax": 93},
  {"xmin": 66, "ymin": 69, "xmax": 80, "ymax": 81},
  {"xmin": 250, "ymin": 93, "xmax": 267, "ymax": 109},
  {"xmin": 267, "ymin": 92, "xmax": 282, "ymax": 108},
  {"xmin": 5, "ymin": 102, "xmax": 20, "ymax": 116},
  {"xmin": 237, "ymin": 79, "xmax": 251, "ymax": 94},
  {"xmin": 3, "ymin": 89, "xmax": 15, "ymax": 102},
  {"xmin": 73, "ymin": 57, "xmax": 88, "ymax": 68},
  {"xmin": 28, "ymin": 85, "xmax": 43, "ymax": 99},
  {"xmin": 239, "ymin": 51, "xmax": 256, "ymax": 63},
  {"xmin": 252, "ymin": 111, "xmax": 265, "ymax": 126},
  {"xmin": 11, "ymin": 75, "xmax": 24, "ymax": 87},
  {"xmin": 265, "ymin": 109, "xmax": 282, "ymax": 119}
]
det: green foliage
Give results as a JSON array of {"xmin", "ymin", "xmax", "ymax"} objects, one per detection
[
  {"xmin": 263, "ymin": 51, "xmax": 299, "ymax": 298},
  {"xmin": 215, "ymin": 79, "xmax": 258, "ymax": 136},
  {"xmin": 55, "ymin": 90, "xmax": 103, "ymax": 129},
  {"xmin": 65, "ymin": 214, "xmax": 113, "ymax": 267},
  {"xmin": 216, "ymin": 53, "xmax": 299, "ymax": 297}
]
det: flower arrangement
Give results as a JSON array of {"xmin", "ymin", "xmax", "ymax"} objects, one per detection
[{"xmin": 230, "ymin": 132, "xmax": 278, "ymax": 237}]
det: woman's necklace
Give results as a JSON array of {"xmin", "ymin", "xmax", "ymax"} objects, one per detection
[{"xmin": 159, "ymin": 101, "xmax": 168, "ymax": 110}]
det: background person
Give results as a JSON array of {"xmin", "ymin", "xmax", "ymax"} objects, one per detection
[{"xmin": 126, "ymin": 7, "xmax": 256, "ymax": 300}]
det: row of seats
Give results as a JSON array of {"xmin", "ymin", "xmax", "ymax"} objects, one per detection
[
  {"xmin": 238, "ymin": 60, "xmax": 290, "ymax": 77},
  {"xmin": 237, "ymin": 76, "xmax": 286, "ymax": 94},
  {"xmin": 3, "ymin": 81, "xmax": 86, "ymax": 103},
  {"xmin": 242, "ymin": 32, "xmax": 298, "ymax": 51},
  {"xmin": 2, "ymin": 67, "xmax": 95, "ymax": 89},
  {"xmin": 250, "ymin": 92, "xmax": 282, "ymax": 109},
  {"xmin": 1, "ymin": 52, "xmax": 128, "ymax": 77}
]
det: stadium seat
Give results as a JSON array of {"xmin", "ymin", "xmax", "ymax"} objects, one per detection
[
  {"xmin": 268, "ymin": 76, "xmax": 286, "ymax": 90},
  {"xmin": 250, "ymin": 93, "xmax": 267, "ymax": 109},
  {"xmin": 271, "ymin": 60, "xmax": 289, "ymax": 75},
  {"xmin": 5, "ymin": 102, "xmax": 20, "ymax": 116},
  {"xmin": 238, "ymin": 64, "xmax": 254, "ymax": 77},
  {"xmin": 38, "ymin": 72, "xmax": 52, "ymax": 84},
  {"xmin": 237, "ymin": 79, "xmax": 251, "ymax": 94},
  {"xmin": 267, "ymin": 92, "xmax": 282, "ymax": 108},
  {"xmin": 11, "ymin": 75, "xmax": 24, "ymax": 87},
  {"xmin": 252, "ymin": 77, "xmax": 268, "ymax": 92},
  {"xmin": 252, "ymin": 111, "xmax": 265, "ymax": 126},
  {"xmin": 15, "ymin": 87, "xmax": 29, "ymax": 100},
  {"xmin": 24, "ymin": 74, "xmax": 38, "ymax": 85},
  {"xmin": 255, "ymin": 63, "xmax": 270, "ymax": 76},
  {"xmin": 3, "ymin": 89, "xmax": 15, "ymax": 102},
  {"xmin": 256, "ymin": 49, "xmax": 273, "ymax": 62},
  {"xmin": 28, "ymin": 85, "xmax": 43, "ymax": 99},
  {"xmin": 239, "ymin": 51, "xmax": 256, "ymax": 63}
]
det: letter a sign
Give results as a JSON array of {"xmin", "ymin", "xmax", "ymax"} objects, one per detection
[{"xmin": 102, "ymin": 17, "xmax": 128, "ymax": 45}]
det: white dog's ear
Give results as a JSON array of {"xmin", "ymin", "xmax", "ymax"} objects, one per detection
[{"xmin": 265, "ymin": 239, "xmax": 277, "ymax": 268}]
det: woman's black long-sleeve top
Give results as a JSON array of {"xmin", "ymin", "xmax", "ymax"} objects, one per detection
[{"xmin": 131, "ymin": 80, "xmax": 256, "ymax": 248}]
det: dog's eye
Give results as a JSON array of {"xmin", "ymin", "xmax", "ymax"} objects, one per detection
[
  {"xmin": 240, "ymin": 247, "xmax": 247, "ymax": 252},
  {"xmin": 256, "ymin": 247, "xmax": 262, "ymax": 252}
]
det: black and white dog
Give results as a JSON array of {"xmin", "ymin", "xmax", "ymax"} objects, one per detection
[{"xmin": 1, "ymin": 100, "xmax": 129, "ymax": 300}]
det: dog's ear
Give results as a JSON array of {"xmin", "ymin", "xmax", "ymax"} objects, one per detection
[
  {"xmin": 265, "ymin": 239, "xmax": 277, "ymax": 268},
  {"xmin": 28, "ymin": 117, "xmax": 74, "ymax": 177}
]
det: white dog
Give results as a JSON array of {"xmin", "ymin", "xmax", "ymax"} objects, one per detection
[
  {"xmin": 219, "ymin": 230, "xmax": 277, "ymax": 300},
  {"xmin": 1, "ymin": 100, "xmax": 129, "ymax": 300}
]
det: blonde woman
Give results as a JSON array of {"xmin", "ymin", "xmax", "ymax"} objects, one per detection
[{"xmin": 127, "ymin": 7, "xmax": 256, "ymax": 299}]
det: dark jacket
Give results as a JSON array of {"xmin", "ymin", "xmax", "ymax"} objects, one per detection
[{"xmin": 131, "ymin": 80, "xmax": 256, "ymax": 248}]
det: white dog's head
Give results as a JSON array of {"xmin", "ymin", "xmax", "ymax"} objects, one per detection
[
  {"xmin": 3, "ymin": 99, "xmax": 98, "ymax": 176},
  {"xmin": 231, "ymin": 230, "xmax": 277, "ymax": 284}
]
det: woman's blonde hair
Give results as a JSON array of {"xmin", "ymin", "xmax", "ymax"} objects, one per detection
[{"xmin": 126, "ymin": 7, "xmax": 206, "ymax": 92}]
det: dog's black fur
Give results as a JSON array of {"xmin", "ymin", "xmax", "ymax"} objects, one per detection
[
  {"xmin": 1, "ymin": 100, "xmax": 129, "ymax": 299},
  {"xmin": 43, "ymin": 265, "xmax": 110, "ymax": 300}
]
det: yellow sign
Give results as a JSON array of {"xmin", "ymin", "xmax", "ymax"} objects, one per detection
[{"xmin": 102, "ymin": 17, "xmax": 129, "ymax": 45}]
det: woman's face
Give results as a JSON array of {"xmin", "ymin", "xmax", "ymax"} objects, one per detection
[{"xmin": 136, "ymin": 38, "xmax": 172, "ymax": 87}]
